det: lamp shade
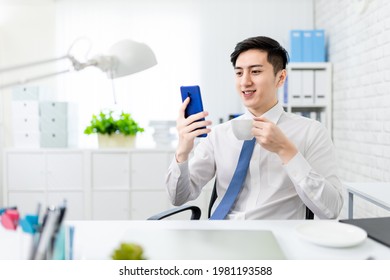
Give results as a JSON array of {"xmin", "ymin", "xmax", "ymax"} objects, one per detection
[{"xmin": 104, "ymin": 39, "xmax": 157, "ymax": 79}]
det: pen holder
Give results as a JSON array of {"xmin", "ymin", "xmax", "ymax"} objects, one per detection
[
  {"xmin": 20, "ymin": 214, "xmax": 39, "ymax": 234},
  {"xmin": 1, "ymin": 209, "xmax": 20, "ymax": 230}
]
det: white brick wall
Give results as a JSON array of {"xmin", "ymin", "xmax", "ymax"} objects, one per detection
[{"xmin": 315, "ymin": 0, "xmax": 390, "ymax": 218}]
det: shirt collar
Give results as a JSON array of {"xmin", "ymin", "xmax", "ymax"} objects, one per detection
[{"xmin": 242, "ymin": 101, "xmax": 284, "ymax": 124}]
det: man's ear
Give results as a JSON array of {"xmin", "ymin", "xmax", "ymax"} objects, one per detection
[{"xmin": 276, "ymin": 69, "xmax": 287, "ymax": 88}]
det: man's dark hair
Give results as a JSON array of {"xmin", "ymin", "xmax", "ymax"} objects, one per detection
[{"xmin": 230, "ymin": 36, "xmax": 289, "ymax": 75}]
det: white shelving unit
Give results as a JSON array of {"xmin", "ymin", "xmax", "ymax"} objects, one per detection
[
  {"xmin": 281, "ymin": 62, "xmax": 332, "ymax": 137},
  {"xmin": 3, "ymin": 148, "xmax": 212, "ymax": 220}
]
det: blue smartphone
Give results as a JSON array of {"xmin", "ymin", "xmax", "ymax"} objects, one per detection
[{"xmin": 180, "ymin": 85, "xmax": 207, "ymax": 137}]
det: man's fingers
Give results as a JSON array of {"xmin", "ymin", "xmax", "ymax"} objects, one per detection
[
  {"xmin": 182, "ymin": 119, "xmax": 212, "ymax": 134},
  {"xmin": 187, "ymin": 127, "xmax": 212, "ymax": 138},
  {"xmin": 179, "ymin": 97, "xmax": 191, "ymax": 117},
  {"xmin": 253, "ymin": 116, "xmax": 272, "ymax": 129},
  {"xmin": 186, "ymin": 111, "xmax": 209, "ymax": 123}
]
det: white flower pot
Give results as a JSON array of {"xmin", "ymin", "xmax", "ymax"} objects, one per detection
[{"xmin": 98, "ymin": 134, "xmax": 136, "ymax": 148}]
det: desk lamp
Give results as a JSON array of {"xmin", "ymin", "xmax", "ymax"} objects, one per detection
[{"xmin": 0, "ymin": 39, "xmax": 157, "ymax": 89}]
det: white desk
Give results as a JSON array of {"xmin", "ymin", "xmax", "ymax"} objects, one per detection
[
  {"xmin": 2, "ymin": 220, "xmax": 390, "ymax": 260},
  {"xmin": 345, "ymin": 182, "xmax": 390, "ymax": 219},
  {"xmin": 67, "ymin": 220, "xmax": 390, "ymax": 260}
]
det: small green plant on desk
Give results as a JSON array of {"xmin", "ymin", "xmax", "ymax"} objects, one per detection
[
  {"xmin": 84, "ymin": 110, "xmax": 144, "ymax": 136},
  {"xmin": 111, "ymin": 242, "xmax": 145, "ymax": 260}
]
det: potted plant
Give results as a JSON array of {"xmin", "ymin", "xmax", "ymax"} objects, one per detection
[{"xmin": 84, "ymin": 110, "xmax": 144, "ymax": 148}]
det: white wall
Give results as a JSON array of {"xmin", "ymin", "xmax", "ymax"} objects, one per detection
[
  {"xmin": 0, "ymin": 1, "xmax": 56, "ymax": 143},
  {"xmin": 0, "ymin": 0, "xmax": 56, "ymax": 207},
  {"xmin": 1, "ymin": 0, "xmax": 314, "ymax": 148},
  {"xmin": 0, "ymin": 0, "xmax": 313, "ymax": 206},
  {"xmin": 53, "ymin": 0, "xmax": 314, "ymax": 147},
  {"xmin": 315, "ymin": 0, "xmax": 390, "ymax": 218}
]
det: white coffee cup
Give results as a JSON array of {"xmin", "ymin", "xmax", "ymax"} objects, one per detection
[{"xmin": 231, "ymin": 119, "xmax": 253, "ymax": 140}]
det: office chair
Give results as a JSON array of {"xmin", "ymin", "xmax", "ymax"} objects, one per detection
[{"xmin": 147, "ymin": 180, "xmax": 314, "ymax": 220}]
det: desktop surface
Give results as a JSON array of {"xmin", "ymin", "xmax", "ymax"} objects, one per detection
[
  {"xmin": 2, "ymin": 220, "xmax": 390, "ymax": 260},
  {"xmin": 120, "ymin": 229, "xmax": 285, "ymax": 260},
  {"xmin": 66, "ymin": 220, "xmax": 390, "ymax": 260}
]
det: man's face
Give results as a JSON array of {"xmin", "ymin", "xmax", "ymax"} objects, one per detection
[{"xmin": 234, "ymin": 49, "xmax": 285, "ymax": 116}]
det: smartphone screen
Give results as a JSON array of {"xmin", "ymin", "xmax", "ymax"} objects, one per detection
[{"xmin": 180, "ymin": 85, "xmax": 207, "ymax": 137}]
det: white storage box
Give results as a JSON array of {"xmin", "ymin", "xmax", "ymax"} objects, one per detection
[
  {"xmin": 39, "ymin": 102, "xmax": 78, "ymax": 148},
  {"xmin": 12, "ymin": 131, "xmax": 40, "ymax": 148}
]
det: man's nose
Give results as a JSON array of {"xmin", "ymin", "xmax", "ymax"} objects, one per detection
[{"xmin": 240, "ymin": 72, "xmax": 252, "ymax": 86}]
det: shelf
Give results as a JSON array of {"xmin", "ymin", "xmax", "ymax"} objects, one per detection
[
  {"xmin": 281, "ymin": 62, "xmax": 332, "ymax": 137},
  {"xmin": 287, "ymin": 62, "xmax": 331, "ymax": 70}
]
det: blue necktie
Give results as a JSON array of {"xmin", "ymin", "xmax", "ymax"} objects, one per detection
[{"xmin": 210, "ymin": 138, "xmax": 256, "ymax": 220}]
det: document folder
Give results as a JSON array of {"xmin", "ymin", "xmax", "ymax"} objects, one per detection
[
  {"xmin": 312, "ymin": 30, "xmax": 326, "ymax": 62},
  {"xmin": 290, "ymin": 30, "xmax": 303, "ymax": 62}
]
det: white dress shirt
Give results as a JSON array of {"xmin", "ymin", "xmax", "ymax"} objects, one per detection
[{"xmin": 166, "ymin": 102, "xmax": 343, "ymax": 219}]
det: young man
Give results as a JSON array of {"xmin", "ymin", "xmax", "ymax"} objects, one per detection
[{"xmin": 166, "ymin": 36, "xmax": 343, "ymax": 219}]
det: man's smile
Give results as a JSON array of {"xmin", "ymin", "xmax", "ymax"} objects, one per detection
[{"xmin": 242, "ymin": 90, "xmax": 256, "ymax": 96}]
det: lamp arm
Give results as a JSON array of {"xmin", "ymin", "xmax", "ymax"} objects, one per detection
[
  {"xmin": 0, "ymin": 69, "xmax": 71, "ymax": 90},
  {"xmin": 0, "ymin": 39, "xmax": 157, "ymax": 90},
  {"xmin": 0, "ymin": 55, "xmax": 110, "ymax": 90},
  {"xmin": 0, "ymin": 55, "xmax": 69, "ymax": 74}
]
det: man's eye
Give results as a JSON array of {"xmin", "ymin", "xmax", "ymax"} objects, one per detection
[
  {"xmin": 252, "ymin": 70, "xmax": 262, "ymax": 74},
  {"xmin": 235, "ymin": 71, "xmax": 243, "ymax": 76}
]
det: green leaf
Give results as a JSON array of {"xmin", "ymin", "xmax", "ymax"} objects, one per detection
[
  {"xmin": 111, "ymin": 242, "xmax": 145, "ymax": 260},
  {"xmin": 84, "ymin": 110, "xmax": 144, "ymax": 136}
]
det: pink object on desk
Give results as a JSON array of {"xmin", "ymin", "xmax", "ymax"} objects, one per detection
[{"xmin": 1, "ymin": 209, "xmax": 20, "ymax": 230}]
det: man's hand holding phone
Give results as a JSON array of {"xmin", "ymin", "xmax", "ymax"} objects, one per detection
[{"xmin": 176, "ymin": 86, "xmax": 212, "ymax": 163}]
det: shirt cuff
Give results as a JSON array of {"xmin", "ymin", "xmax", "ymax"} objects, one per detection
[
  {"xmin": 284, "ymin": 152, "xmax": 311, "ymax": 183},
  {"xmin": 171, "ymin": 156, "xmax": 189, "ymax": 178}
]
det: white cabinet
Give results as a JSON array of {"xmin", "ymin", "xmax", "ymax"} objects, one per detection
[
  {"xmin": 92, "ymin": 152, "xmax": 129, "ymax": 189},
  {"xmin": 46, "ymin": 153, "xmax": 84, "ymax": 190},
  {"xmin": 47, "ymin": 192, "xmax": 84, "ymax": 221},
  {"xmin": 92, "ymin": 191, "xmax": 130, "ymax": 220},
  {"xmin": 6, "ymin": 152, "xmax": 45, "ymax": 190},
  {"xmin": 89, "ymin": 150, "xmax": 178, "ymax": 220},
  {"xmin": 3, "ymin": 148, "xmax": 213, "ymax": 220},
  {"xmin": 11, "ymin": 99, "xmax": 40, "ymax": 148},
  {"xmin": 89, "ymin": 150, "xmax": 174, "ymax": 220},
  {"xmin": 4, "ymin": 150, "xmax": 86, "ymax": 220},
  {"xmin": 91, "ymin": 151, "xmax": 131, "ymax": 220},
  {"xmin": 8, "ymin": 192, "xmax": 45, "ymax": 216},
  {"xmin": 282, "ymin": 62, "xmax": 332, "ymax": 136},
  {"xmin": 129, "ymin": 151, "xmax": 172, "ymax": 219},
  {"xmin": 130, "ymin": 190, "xmax": 169, "ymax": 220},
  {"xmin": 130, "ymin": 151, "xmax": 170, "ymax": 190}
]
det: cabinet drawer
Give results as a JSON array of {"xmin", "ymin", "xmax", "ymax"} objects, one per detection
[
  {"xmin": 6, "ymin": 153, "xmax": 45, "ymax": 190},
  {"xmin": 131, "ymin": 191, "xmax": 171, "ymax": 220},
  {"xmin": 92, "ymin": 153, "xmax": 130, "ymax": 189},
  {"xmin": 12, "ymin": 116, "xmax": 40, "ymax": 131},
  {"xmin": 47, "ymin": 192, "xmax": 84, "ymax": 220},
  {"xmin": 131, "ymin": 152, "xmax": 170, "ymax": 190},
  {"xmin": 8, "ymin": 192, "xmax": 45, "ymax": 215},
  {"xmin": 92, "ymin": 191, "xmax": 130, "ymax": 220},
  {"xmin": 12, "ymin": 101, "xmax": 39, "ymax": 115},
  {"xmin": 46, "ymin": 153, "xmax": 84, "ymax": 190}
]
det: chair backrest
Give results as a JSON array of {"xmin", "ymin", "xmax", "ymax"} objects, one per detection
[{"xmin": 207, "ymin": 179, "xmax": 314, "ymax": 219}]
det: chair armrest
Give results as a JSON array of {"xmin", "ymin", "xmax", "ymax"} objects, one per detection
[{"xmin": 147, "ymin": 205, "xmax": 201, "ymax": 220}]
